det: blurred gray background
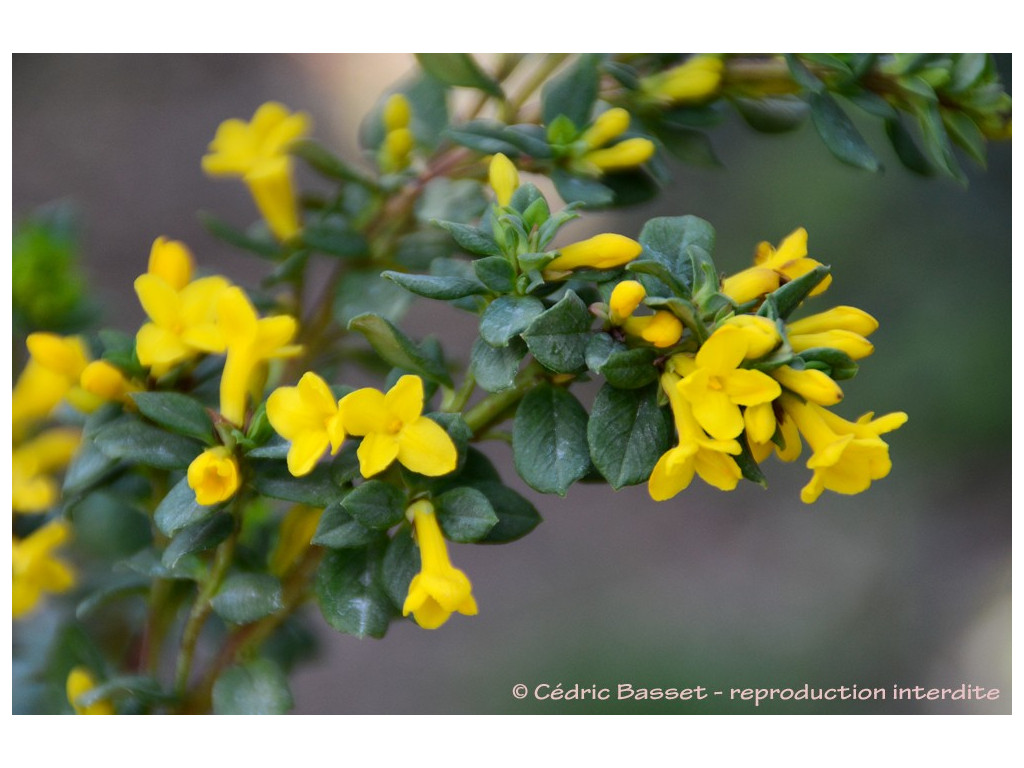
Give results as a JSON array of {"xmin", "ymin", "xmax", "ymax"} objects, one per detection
[{"xmin": 12, "ymin": 53, "xmax": 1011, "ymax": 713}]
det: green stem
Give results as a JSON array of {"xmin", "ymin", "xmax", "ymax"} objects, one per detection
[
  {"xmin": 505, "ymin": 53, "xmax": 571, "ymax": 121},
  {"xmin": 441, "ymin": 372, "xmax": 476, "ymax": 414},
  {"xmin": 463, "ymin": 362, "xmax": 547, "ymax": 436}
]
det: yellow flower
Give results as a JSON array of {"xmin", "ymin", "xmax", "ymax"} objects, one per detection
[
  {"xmin": 488, "ymin": 153, "xmax": 519, "ymax": 207},
  {"xmin": 67, "ymin": 667, "xmax": 114, "ymax": 715},
  {"xmin": 771, "ymin": 364, "xmax": 844, "ymax": 406},
  {"xmin": 216, "ymin": 286, "xmax": 302, "ymax": 426},
  {"xmin": 674, "ymin": 324, "xmax": 782, "ymax": 440},
  {"xmin": 402, "ymin": 499, "xmax": 478, "ymax": 629},
  {"xmin": 577, "ymin": 108, "xmax": 655, "ymax": 173},
  {"xmin": 608, "ymin": 280, "xmax": 647, "ymax": 324},
  {"xmin": 721, "ymin": 315, "xmax": 780, "ymax": 358},
  {"xmin": 13, "ymin": 519, "xmax": 75, "ymax": 619},
  {"xmin": 749, "ymin": 404, "xmax": 802, "ymax": 464},
  {"xmin": 722, "ymin": 228, "xmax": 831, "ymax": 304},
  {"xmin": 79, "ymin": 360, "xmax": 140, "ymax": 403},
  {"xmin": 643, "ymin": 55, "xmax": 724, "ymax": 105},
  {"xmin": 12, "ymin": 428, "xmax": 81, "ymax": 514},
  {"xmin": 781, "ymin": 394, "xmax": 907, "ymax": 504},
  {"xmin": 648, "ymin": 372, "xmax": 742, "ymax": 500},
  {"xmin": 546, "ymin": 233, "xmax": 642, "ymax": 272},
  {"xmin": 787, "ymin": 305, "xmax": 878, "ymax": 360},
  {"xmin": 13, "ymin": 333, "xmax": 102, "ymax": 422},
  {"xmin": 202, "ymin": 102, "xmax": 311, "ymax": 242},
  {"xmin": 266, "ymin": 371, "xmax": 346, "ymax": 476},
  {"xmin": 134, "ymin": 238, "xmax": 230, "ymax": 377},
  {"xmin": 340, "ymin": 375, "xmax": 457, "ymax": 478},
  {"xmin": 269, "ymin": 504, "xmax": 323, "ymax": 577},
  {"xmin": 622, "ymin": 311, "xmax": 684, "ymax": 348},
  {"xmin": 187, "ymin": 446, "xmax": 241, "ymax": 506}
]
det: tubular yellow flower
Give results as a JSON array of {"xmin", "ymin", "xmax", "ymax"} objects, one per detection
[
  {"xmin": 722, "ymin": 315, "xmax": 781, "ymax": 358},
  {"xmin": 721, "ymin": 267, "xmax": 780, "ymax": 305},
  {"xmin": 402, "ymin": 499, "xmax": 478, "ymax": 629},
  {"xmin": 622, "ymin": 310, "xmax": 684, "ymax": 348},
  {"xmin": 644, "ymin": 55, "xmax": 724, "ymax": 105},
  {"xmin": 13, "ymin": 520, "xmax": 75, "ymax": 619},
  {"xmin": 269, "ymin": 504, "xmax": 324, "ymax": 577},
  {"xmin": 787, "ymin": 306, "xmax": 878, "ymax": 337},
  {"xmin": 789, "ymin": 330, "xmax": 874, "ymax": 360},
  {"xmin": 648, "ymin": 372, "xmax": 743, "ymax": 501},
  {"xmin": 216, "ymin": 286, "xmax": 302, "ymax": 426},
  {"xmin": 546, "ymin": 233, "xmax": 643, "ymax": 272},
  {"xmin": 67, "ymin": 668, "xmax": 114, "ymax": 715},
  {"xmin": 584, "ymin": 137, "xmax": 657, "ymax": 173},
  {"xmin": 780, "ymin": 394, "xmax": 907, "ymax": 504},
  {"xmin": 187, "ymin": 446, "xmax": 241, "ymax": 506},
  {"xmin": 13, "ymin": 428, "xmax": 81, "ymax": 514},
  {"xmin": 771, "ymin": 364, "xmax": 844, "ymax": 406},
  {"xmin": 266, "ymin": 371, "xmax": 346, "ymax": 477},
  {"xmin": 340, "ymin": 375, "xmax": 458, "ymax": 478},
  {"xmin": 675, "ymin": 324, "xmax": 782, "ymax": 440},
  {"xmin": 202, "ymin": 102, "xmax": 310, "ymax": 242},
  {"xmin": 749, "ymin": 404, "xmax": 802, "ymax": 464},
  {"xmin": 79, "ymin": 360, "xmax": 140, "ymax": 403},
  {"xmin": 608, "ymin": 280, "xmax": 647, "ymax": 324},
  {"xmin": 754, "ymin": 227, "xmax": 832, "ymax": 296},
  {"xmin": 488, "ymin": 153, "xmax": 519, "ymax": 207}
]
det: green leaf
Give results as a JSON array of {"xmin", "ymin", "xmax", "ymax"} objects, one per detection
[
  {"xmin": 315, "ymin": 544, "xmax": 393, "ymax": 638},
  {"xmin": 948, "ymin": 53, "xmax": 988, "ymax": 94},
  {"xmin": 131, "ymin": 392, "xmax": 215, "ymax": 444},
  {"xmin": 735, "ymin": 437, "xmax": 768, "ymax": 488},
  {"xmin": 797, "ymin": 347, "xmax": 859, "ymax": 380},
  {"xmin": 473, "ymin": 256, "xmax": 516, "ymax": 293},
  {"xmin": 416, "ymin": 178, "xmax": 487, "ymax": 225},
  {"xmin": 445, "ymin": 120, "xmax": 522, "ymax": 155},
  {"xmin": 471, "ymin": 337, "xmax": 525, "ymax": 393},
  {"xmin": 119, "ymin": 547, "xmax": 203, "ymax": 581},
  {"xmin": 542, "ymin": 53, "xmax": 599, "ymax": 127},
  {"xmin": 291, "ymin": 139, "xmax": 376, "ymax": 185},
  {"xmin": 162, "ymin": 513, "xmax": 233, "ymax": 569},
  {"xmin": 348, "ymin": 313, "xmax": 453, "ymax": 386},
  {"xmin": 885, "ymin": 117, "xmax": 933, "ymax": 175},
  {"xmin": 733, "ymin": 96, "xmax": 810, "ymax": 133},
  {"xmin": 198, "ymin": 212, "xmax": 282, "ymax": 259},
  {"xmin": 302, "ymin": 216, "xmax": 369, "ymax": 258},
  {"xmin": 381, "ymin": 526, "xmax": 418, "ymax": 610},
  {"xmin": 211, "ymin": 573, "xmax": 284, "ymax": 624},
  {"xmin": 334, "ymin": 269, "xmax": 413, "ymax": 327},
  {"xmin": 943, "ymin": 110, "xmax": 986, "ymax": 166},
  {"xmin": 513, "ymin": 385, "xmax": 590, "ymax": 495},
  {"xmin": 63, "ymin": 437, "xmax": 120, "ymax": 498},
  {"xmin": 600, "ymin": 170, "xmax": 662, "ymax": 207},
  {"xmin": 501, "ymin": 124, "xmax": 554, "ymax": 159},
  {"xmin": 435, "ymin": 220, "xmax": 502, "ymax": 257},
  {"xmin": 75, "ymin": 675, "xmax": 175, "ymax": 708},
  {"xmin": 916, "ymin": 101, "xmax": 965, "ymax": 182},
  {"xmin": 808, "ymin": 91, "xmax": 880, "ymax": 171},
  {"xmin": 654, "ymin": 127, "xmax": 720, "ymax": 166},
  {"xmin": 340, "ymin": 480, "xmax": 407, "ymax": 530},
  {"xmin": 154, "ymin": 476, "xmax": 216, "ymax": 536},
  {"xmin": 249, "ymin": 460, "xmax": 343, "ymax": 506},
  {"xmin": 472, "ymin": 481, "xmax": 542, "ymax": 543},
  {"xmin": 633, "ymin": 215, "xmax": 715, "ymax": 297},
  {"xmin": 758, "ymin": 264, "xmax": 831, "ymax": 320},
  {"xmin": 587, "ymin": 383, "xmax": 671, "ymax": 489},
  {"xmin": 521, "ymin": 290, "xmax": 592, "ymax": 373},
  {"xmin": 75, "ymin": 578, "xmax": 149, "ymax": 620},
  {"xmin": 434, "ymin": 486, "xmax": 498, "ymax": 543},
  {"xmin": 212, "ymin": 659, "xmax": 293, "ymax": 715},
  {"xmin": 382, "ymin": 270, "xmax": 488, "ymax": 301},
  {"xmin": 550, "ymin": 168, "xmax": 614, "ymax": 208},
  {"xmin": 784, "ymin": 54, "xmax": 825, "ymax": 93},
  {"xmin": 417, "ymin": 53, "xmax": 503, "ymax": 97},
  {"xmin": 311, "ymin": 503, "xmax": 380, "ymax": 549},
  {"xmin": 93, "ymin": 416, "xmax": 204, "ymax": 470},
  {"xmin": 479, "ymin": 295, "xmax": 545, "ymax": 347},
  {"xmin": 597, "ymin": 345, "xmax": 661, "ymax": 389}
]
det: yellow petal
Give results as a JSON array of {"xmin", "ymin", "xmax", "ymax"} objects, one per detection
[
  {"xmin": 584, "ymin": 138, "xmax": 656, "ymax": 172},
  {"xmin": 398, "ymin": 417, "xmax": 458, "ymax": 477},
  {"xmin": 581, "ymin": 107, "xmax": 631, "ymax": 149},
  {"xmin": 256, "ymin": 315, "xmax": 299, "ymax": 358},
  {"xmin": 693, "ymin": 449, "xmax": 742, "ymax": 491},
  {"xmin": 217, "ymin": 287, "xmax": 259, "ymax": 345},
  {"xmin": 648, "ymin": 447, "xmax": 695, "ymax": 501},
  {"xmin": 787, "ymin": 306, "xmax": 879, "ymax": 337},
  {"xmin": 385, "ymin": 375, "xmax": 424, "ymax": 426},
  {"xmin": 136, "ymin": 323, "xmax": 191, "ymax": 368},
  {"xmin": 244, "ymin": 157, "xmax": 301, "ymax": 242},
  {"xmin": 488, "ymin": 153, "xmax": 519, "ymax": 207},
  {"xmin": 340, "ymin": 388, "xmax": 391, "ymax": 435},
  {"xmin": 687, "ymin": 386, "xmax": 744, "ymax": 440},
  {"xmin": 287, "ymin": 430, "xmax": 331, "ymax": 477},
  {"xmin": 609, "ymin": 280, "xmax": 646, "ymax": 324},
  {"xmin": 695, "ymin": 325, "xmax": 748, "ymax": 374},
  {"xmin": 789, "ymin": 330, "xmax": 874, "ymax": 360},
  {"xmin": 772, "ymin": 365, "xmax": 843, "ymax": 406},
  {"xmin": 547, "ymin": 233, "xmax": 642, "ymax": 271},
  {"xmin": 148, "ymin": 237, "xmax": 194, "ymax": 291},
  {"xmin": 744, "ymin": 402, "xmax": 776, "ymax": 444},
  {"xmin": 720, "ymin": 267, "xmax": 780, "ymax": 304},
  {"xmin": 722, "ymin": 368, "xmax": 781, "ymax": 406},
  {"xmin": 357, "ymin": 432, "xmax": 400, "ymax": 477},
  {"xmin": 723, "ymin": 315, "xmax": 780, "ymax": 358},
  {"xmin": 134, "ymin": 274, "xmax": 181, "ymax": 329}
]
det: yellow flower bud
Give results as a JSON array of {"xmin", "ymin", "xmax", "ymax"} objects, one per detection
[
  {"xmin": 187, "ymin": 446, "xmax": 241, "ymax": 506},
  {"xmin": 609, "ymin": 280, "xmax": 647, "ymax": 324},
  {"xmin": 80, "ymin": 360, "xmax": 138, "ymax": 402},
  {"xmin": 624, "ymin": 310, "xmax": 684, "ymax": 348},
  {"xmin": 488, "ymin": 153, "xmax": 519, "ymax": 207},
  {"xmin": 787, "ymin": 306, "xmax": 879, "ymax": 337},
  {"xmin": 67, "ymin": 667, "xmax": 114, "ymax": 715},
  {"xmin": 645, "ymin": 55, "xmax": 724, "ymax": 105},
  {"xmin": 147, "ymin": 237, "xmax": 194, "ymax": 291},
  {"xmin": 772, "ymin": 364, "xmax": 844, "ymax": 406},
  {"xmin": 546, "ymin": 233, "xmax": 642, "ymax": 271},
  {"xmin": 380, "ymin": 127, "xmax": 414, "ymax": 172},
  {"xmin": 580, "ymin": 107, "xmax": 630, "ymax": 149},
  {"xmin": 584, "ymin": 137, "xmax": 656, "ymax": 172},
  {"xmin": 720, "ymin": 267, "xmax": 781, "ymax": 304},
  {"xmin": 722, "ymin": 315, "xmax": 780, "ymax": 358},
  {"xmin": 383, "ymin": 93, "xmax": 412, "ymax": 132},
  {"xmin": 789, "ymin": 330, "xmax": 874, "ymax": 360}
]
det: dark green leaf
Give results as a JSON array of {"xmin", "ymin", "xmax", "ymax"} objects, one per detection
[
  {"xmin": 417, "ymin": 53, "xmax": 503, "ymax": 97},
  {"xmin": 473, "ymin": 481, "xmax": 542, "ymax": 543},
  {"xmin": 312, "ymin": 503, "xmax": 380, "ymax": 549},
  {"xmin": 513, "ymin": 385, "xmax": 590, "ymax": 495},
  {"xmin": 599, "ymin": 169, "xmax": 661, "ymax": 207},
  {"xmin": 199, "ymin": 212, "xmax": 282, "ymax": 259},
  {"xmin": 655, "ymin": 127, "xmax": 720, "ymax": 166},
  {"xmin": 473, "ymin": 256, "xmax": 516, "ymax": 293},
  {"xmin": 550, "ymin": 168, "xmax": 615, "ymax": 208},
  {"xmin": 501, "ymin": 124, "xmax": 554, "ymax": 159},
  {"xmin": 758, "ymin": 264, "xmax": 831, "ymax": 320},
  {"xmin": 302, "ymin": 217, "xmax": 369, "ymax": 258},
  {"xmin": 131, "ymin": 392, "xmax": 214, "ymax": 443},
  {"xmin": 291, "ymin": 139, "xmax": 376, "ymax": 185},
  {"xmin": 598, "ymin": 346, "xmax": 661, "ymax": 389},
  {"xmin": 445, "ymin": 121, "xmax": 521, "ymax": 155},
  {"xmin": 587, "ymin": 383, "xmax": 671, "ymax": 489},
  {"xmin": 434, "ymin": 486, "xmax": 498, "ymax": 542},
  {"xmin": 211, "ymin": 573, "xmax": 284, "ymax": 624},
  {"xmin": 916, "ymin": 101, "xmax": 966, "ymax": 182},
  {"xmin": 340, "ymin": 480, "xmax": 407, "ymax": 530},
  {"xmin": 885, "ymin": 118, "xmax": 933, "ymax": 175},
  {"xmin": 75, "ymin": 675, "xmax": 175, "ymax": 708},
  {"xmin": 334, "ymin": 269, "xmax": 413, "ymax": 327},
  {"xmin": 808, "ymin": 91, "xmax": 881, "ymax": 171},
  {"xmin": 784, "ymin": 54, "xmax": 825, "ymax": 93},
  {"xmin": 521, "ymin": 290, "xmax": 592, "ymax": 373},
  {"xmin": 471, "ymin": 337, "xmax": 525, "ymax": 393},
  {"xmin": 943, "ymin": 110, "xmax": 986, "ymax": 166},
  {"xmin": 381, "ymin": 527, "xmax": 419, "ymax": 609},
  {"xmin": 162, "ymin": 513, "xmax": 233, "ymax": 569},
  {"xmin": 119, "ymin": 547, "xmax": 203, "ymax": 581},
  {"xmin": 479, "ymin": 295, "xmax": 545, "ymax": 347},
  {"xmin": 844, "ymin": 90, "xmax": 898, "ymax": 120},
  {"xmin": 93, "ymin": 416, "xmax": 203, "ymax": 470},
  {"xmin": 733, "ymin": 96, "xmax": 810, "ymax": 133},
  {"xmin": 315, "ymin": 544, "xmax": 394, "ymax": 638},
  {"xmin": 435, "ymin": 220, "xmax": 502, "ymax": 258},
  {"xmin": 63, "ymin": 438, "xmax": 120, "ymax": 498},
  {"xmin": 736, "ymin": 437, "xmax": 768, "ymax": 488},
  {"xmin": 382, "ymin": 270, "xmax": 488, "ymax": 301},
  {"xmin": 249, "ymin": 460, "xmax": 343, "ymax": 507},
  {"xmin": 949, "ymin": 53, "xmax": 988, "ymax": 94},
  {"xmin": 244, "ymin": 435, "xmax": 289, "ymax": 460},
  {"xmin": 212, "ymin": 659, "xmax": 293, "ymax": 715},
  {"xmin": 154, "ymin": 476, "xmax": 216, "ymax": 536},
  {"xmin": 348, "ymin": 313, "xmax": 453, "ymax": 386},
  {"xmin": 416, "ymin": 178, "xmax": 487, "ymax": 225},
  {"xmin": 797, "ymin": 347, "xmax": 859, "ymax": 380},
  {"xmin": 75, "ymin": 578, "xmax": 149, "ymax": 620},
  {"xmin": 542, "ymin": 53, "xmax": 599, "ymax": 127}
]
